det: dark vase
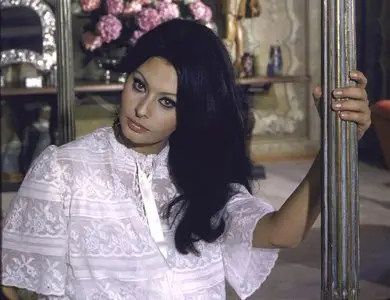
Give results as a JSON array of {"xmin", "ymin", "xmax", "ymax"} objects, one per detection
[
  {"xmin": 267, "ymin": 45, "xmax": 283, "ymax": 76},
  {"xmin": 94, "ymin": 45, "xmax": 126, "ymax": 83},
  {"xmin": 95, "ymin": 57, "xmax": 120, "ymax": 83},
  {"xmin": 241, "ymin": 52, "xmax": 256, "ymax": 78}
]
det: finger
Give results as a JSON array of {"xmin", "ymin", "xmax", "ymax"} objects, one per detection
[
  {"xmin": 312, "ymin": 86, "xmax": 322, "ymax": 101},
  {"xmin": 332, "ymin": 99, "xmax": 369, "ymax": 113},
  {"xmin": 339, "ymin": 111, "xmax": 371, "ymax": 126},
  {"xmin": 349, "ymin": 71, "xmax": 367, "ymax": 88},
  {"xmin": 332, "ymin": 87, "xmax": 368, "ymax": 101}
]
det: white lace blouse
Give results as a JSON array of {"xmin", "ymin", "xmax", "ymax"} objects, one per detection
[{"xmin": 2, "ymin": 127, "xmax": 278, "ymax": 300}]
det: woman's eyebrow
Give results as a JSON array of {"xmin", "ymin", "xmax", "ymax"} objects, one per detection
[
  {"xmin": 134, "ymin": 69, "xmax": 177, "ymax": 97},
  {"xmin": 133, "ymin": 70, "xmax": 147, "ymax": 85}
]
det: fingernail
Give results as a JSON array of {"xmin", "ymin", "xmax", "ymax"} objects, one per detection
[
  {"xmin": 333, "ymin": 102, "xmax": 342, "ymax": 109},
  {"xmin": 334, "ymin": 90, "xmax": 343, "ymax": 96},
  {"xmin": 350, "ymin": 71, "xmax": 358, "ymax": 77}
]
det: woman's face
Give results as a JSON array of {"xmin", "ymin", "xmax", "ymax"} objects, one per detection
[{"xmin": 119, "ymin": 57, "xmax": 178, "ymax": 154}]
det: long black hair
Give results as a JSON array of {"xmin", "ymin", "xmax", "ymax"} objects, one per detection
[{"xmin": 116, "ymin": 19, "xmax": 254, "ymax": 255}]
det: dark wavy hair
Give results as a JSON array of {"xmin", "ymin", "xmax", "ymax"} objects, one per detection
[{"xmin": 115, "ymin": 19, "xmax": 254, "ymax": 255}]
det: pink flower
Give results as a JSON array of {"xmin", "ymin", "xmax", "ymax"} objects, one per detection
[
  {"xmin": 156, "ymin": 2, "xmax": 180, "ymax": 21},
  {"xmin": 82, "ymin": 31, "xmax": 103, "ymax": 51},
  {"xmin": 80, "ymin": 0, "xmax": 101, "ymax": 11},
  {"xmin": 106, "ymin": 0, "xmax": 124, "ymax": 15},
  {"xmin": 136, "ymin": 8, "xmax": 162, "ymax": 32},
  {"xmin": 96, "ymin": 15, "xmax": 122, "ymax": 43},
  {"xmin": 130, "ymin": 30, "xmax": 145, "ymax": 45},
  {"xmin": 189, "ymin": 1, "xmax": 212, "ymax": 23},
  {"xmin": 123, "ymin": 1, "xmax": 143, "ymax": 15}
]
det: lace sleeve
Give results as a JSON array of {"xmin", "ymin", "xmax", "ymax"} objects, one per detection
[
  {"xmin": 2, "ymin": 145, "xmax": 68, "ymax": 297},
  {"xmin": 221, "ymin": 185, "xmax": 279, "ymax": 300}
]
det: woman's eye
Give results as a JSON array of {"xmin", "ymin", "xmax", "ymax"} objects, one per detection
[
  {"xmin": 132, "ymin": 78, "xmax": 145, "ymax": 92},
  {"xmin": 159, "ymin": 98, "xmax": 177, "ymax": 109}
]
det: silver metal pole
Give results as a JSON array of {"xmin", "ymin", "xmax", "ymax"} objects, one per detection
[
  {"xmin": 55, "ymin": 0, "xmax": 76, "ymax": 144},
  {"xmin": 321, "ymin": 1, "xmax": 359, "ymax": 299}
]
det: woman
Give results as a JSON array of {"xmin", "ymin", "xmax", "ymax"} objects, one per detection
[{"xmin": 2, "ymin": 19, "xmax": 371, "ymax": 300}]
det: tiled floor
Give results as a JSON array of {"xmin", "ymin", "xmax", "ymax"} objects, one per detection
[{"xmin": 2, "ymin": 160, "xmax": 390, "ymax": 300}]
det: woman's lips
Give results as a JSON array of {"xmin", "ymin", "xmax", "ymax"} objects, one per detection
[{"xmin": 127, "ymin": 118, "xmax": 149, "ymax": 133}]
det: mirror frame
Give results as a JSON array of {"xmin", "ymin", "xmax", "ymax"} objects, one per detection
[{"xmin": 0, "ymin": 0, "xmax": 56, "ymax": 72}]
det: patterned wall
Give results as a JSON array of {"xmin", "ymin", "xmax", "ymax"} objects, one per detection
[
  {"xmin": 239, "ymin": 0, "xmax": 320, "ymax": 159},
  {"xmin": 244, "ymin": 0, "xmax": 390, "ymax": 160}
]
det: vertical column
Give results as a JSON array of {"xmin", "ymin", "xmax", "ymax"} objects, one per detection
[
  {"xmin": 321, "ymin": 1, "xmax": 360, "ymax": 299},
  {"xmin": 55, "ymin": 0, "xmax": 75, "ymax": 145}
]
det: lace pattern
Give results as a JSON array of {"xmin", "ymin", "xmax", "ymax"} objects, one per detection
[
  {"xmin": 221, "ymin": 185, "xmax": 279, "ymax": 298},
  {"xmin": 2, "ymin": 146, "xmax": 68, "ymax": 296},
  {"xmin": 2, "ymin": 127, "xmax": 279, "ymax": 299}
]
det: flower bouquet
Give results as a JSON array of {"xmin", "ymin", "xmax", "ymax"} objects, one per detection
[{"xmin": 79, "ymin": 0, "xmax": 213, "ymax": 81}]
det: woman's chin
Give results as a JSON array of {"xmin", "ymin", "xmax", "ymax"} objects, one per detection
[
  {"xmin": 119, "ymin": 123, "xmax": 165, "ymax": 153},
  {"xmin": 122, "ymin": 128, "xmax": 147, "ymax": 144}
]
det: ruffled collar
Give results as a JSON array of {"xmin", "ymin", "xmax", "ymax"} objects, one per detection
[{"xmin": 107, "ymin": 127, "xmax": 169, "ymax": 174}]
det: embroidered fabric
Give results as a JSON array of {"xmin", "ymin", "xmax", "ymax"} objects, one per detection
[{"xmin": 2, "ymin": 127, "xmax": 279, "ymax": 300}]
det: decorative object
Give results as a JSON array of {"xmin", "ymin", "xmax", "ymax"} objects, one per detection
[
  {"xmin": 79, "ymin": 0, "xmax": 214, "ymax": 82},
  {"xmin": 241, "ymin": 52, "xmax": 255, "ymax": 78},
  {"xmin": 117, "ymin": 72, "xmax": 127, "ymax": 83},
  {"xmin": 47, "ymin": 65, "xmax": 57, "ymax": 86},
  {"xmin": 220, "ymin": 0, "xmax": 261, "ymax": 77},
  {"xmin": 96, "ymin": 57, "xmax": 120, "ymax": 82},
  {"xmin": 0, "ymin": 0, "xmax": 57, "ymax": 72},
  {"xmin": 24, "ymin": 76, "xmax": 43, "ymax": 88},
  {"xmin": 266, "ymin": 45, "xmax": 283, "ymax": 76}
]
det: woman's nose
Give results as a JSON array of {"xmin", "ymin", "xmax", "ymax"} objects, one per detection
[{"xmin": 135, "ymin": 97, "xmax": 151, "ymax": 118}]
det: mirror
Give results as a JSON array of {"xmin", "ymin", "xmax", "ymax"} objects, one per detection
[{"xmin": 0, "ymin": 0, "xmax": 56, "ymax": 72}]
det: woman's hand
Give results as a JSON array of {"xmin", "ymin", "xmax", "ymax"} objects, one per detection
[{"xmin": 312, "ymin": 71, "xmax": 371, "ymax": 139}]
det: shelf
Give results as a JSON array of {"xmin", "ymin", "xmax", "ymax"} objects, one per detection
[
  {"xmin": 2, "ymin": 179, "xmax": 21, "ymax": 193},
  {"xmin": 237, "ymin": 75, "xmax": 310, "ymax": 85},
  {"xmin": 0, "ymin": 75, "xmax": 310, "ymax": 97},
  {"xmin": 0, "ymin": 81, "xmax": 123, "ymax": 96},
  {"xmin": 1, "ymin": 173, "xmax": 23, "ymax": 192}
]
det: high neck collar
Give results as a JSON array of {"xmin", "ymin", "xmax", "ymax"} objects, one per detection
[{"xmin": 107, "ymin": 127, "xmax": 169, "ymax": 173}]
